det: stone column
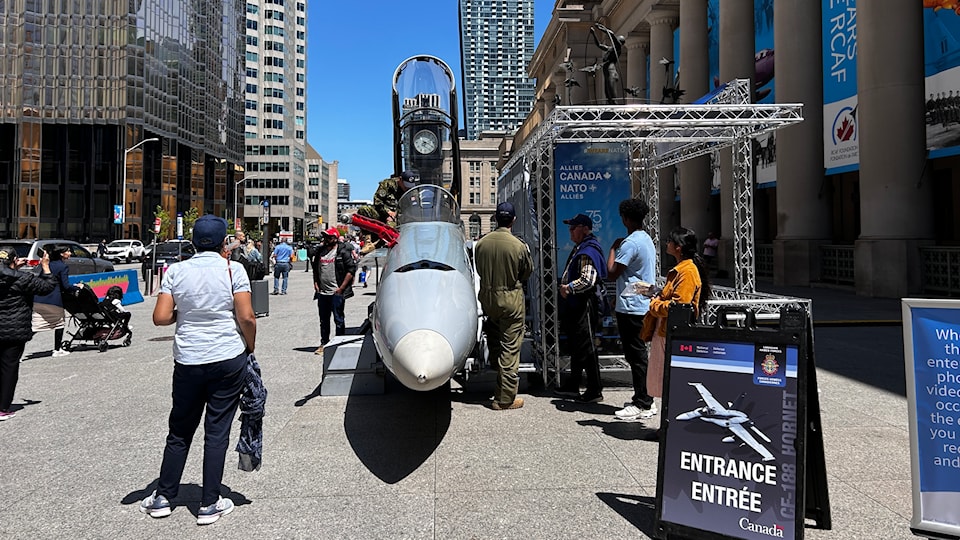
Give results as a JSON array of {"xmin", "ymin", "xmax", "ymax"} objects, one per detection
[
  {"xmin": 679, "ymin": 0, "xmax": 711, "ymax": 245},
  {"xmin": 855, "ymin": 2, "xmax": 932, "ymax": 297},
  {"xmin": 625, "ymin": 33, "xmax": 649, "ymax": 104},
  {"xmin": 718, "ymin": 0, "xmax": 754, "ymax": 278},
  {"xmin": 773, "ymin": 0, "xmax": 830, "ymax": 286},
  {"xmin": 649, "ymin": 10, "xmax": 679, "ymax": 273}
]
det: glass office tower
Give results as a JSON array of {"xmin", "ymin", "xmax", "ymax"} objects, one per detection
[
  {"xmin": 458, "ymin": 0, "xmax": 536, "ymax": 140},
  {"xmin": 0, "ymin": 1, "xmax": 246, "ymax": 241}
]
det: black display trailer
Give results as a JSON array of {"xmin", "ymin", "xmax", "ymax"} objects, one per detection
[{"xmin": 654, "ymin": 305, "xmax": 830, "ymax": 540}]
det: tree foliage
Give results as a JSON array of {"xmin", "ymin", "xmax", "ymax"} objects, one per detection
[{"xmin": 153, "ymin": 205, "xmax": 201, "ymax": 241}]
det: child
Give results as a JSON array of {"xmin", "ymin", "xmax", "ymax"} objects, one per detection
[
  {"xmin": 101, "ymin": 285, "xmax": 132, "ymax": 329},
  {"xmin": 359, "ymin": 265, "xmax": 369, "ymax": 288}
]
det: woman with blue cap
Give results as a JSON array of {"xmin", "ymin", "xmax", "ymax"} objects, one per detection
[{"xmin": 139, "ymin": 214, "xmax": 257, "ymax": 525}]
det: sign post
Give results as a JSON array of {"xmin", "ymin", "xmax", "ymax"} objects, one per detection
[
  {"xmin": 903, "ymin": 299, "xmax": 960, "ymax": 540},
  {"xmin": 655, "ymin": 305, "xmax": 830, "ymax": 540},
  {"xmin": 261, "ymin": 200, "xmax": 271, "ymax": 274}
]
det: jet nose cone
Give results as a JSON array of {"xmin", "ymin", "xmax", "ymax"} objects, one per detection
[{"xmin": 392, "ymin": 329, "xmax": 454, "ymax": 391}]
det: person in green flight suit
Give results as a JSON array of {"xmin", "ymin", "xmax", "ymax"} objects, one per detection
[
  {"xmin": 474, "ymin": 202, "xmax": 533, "ymax": 411},
  {"xmin": 354, "ymin": 170, "xmax": 420, "ymax": 254}
]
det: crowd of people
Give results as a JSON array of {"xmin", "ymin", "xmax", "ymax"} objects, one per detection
[{"xmin": 0, "ymin": 188, "xmax": 716, "ymax": 525}]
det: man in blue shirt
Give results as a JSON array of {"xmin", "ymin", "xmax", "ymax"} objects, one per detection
[
  {"xmin": 606, "ymin": 198, "xmax": 658, "ymax": 421},
  {"xmin": 271, "ymin": 239, "xmax": 293, "ymax": 295}
]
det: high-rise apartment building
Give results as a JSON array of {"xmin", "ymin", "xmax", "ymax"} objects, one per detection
[
  {"xmin": 305, "ymin": 144, "xmax": 337, "ymax": 238},
  {"xmin": 337, "ymin": 179, "xmax": 350, "ymax": 201},
  {"xmin": 0, "ymin": 3, "xmax": 247, "ymax": 241},
  {"xmin": 243, "ymin": 0, "xmax": 308, "ymax": 236},
  {"xmin": 458, "ymin": 0, "xmax": 536, "ymax": 140}
]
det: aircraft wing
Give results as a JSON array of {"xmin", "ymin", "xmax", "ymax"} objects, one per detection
[
  {"xmin": 728, "ymin": 423, "xmax": 775, "ymax": 462},
  {"xmin": 689, "ymin": 382, "xmax": 725, "ymax": 412}
]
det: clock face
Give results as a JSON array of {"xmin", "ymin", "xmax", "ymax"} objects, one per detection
[{"xmin": 413, "ymin": 129, "xmax": 438, "ymax": 154}]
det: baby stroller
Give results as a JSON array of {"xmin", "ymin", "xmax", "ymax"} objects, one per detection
[{"xmin": 61, "ymin": 285, "xmax": 133, "ymax": 352}]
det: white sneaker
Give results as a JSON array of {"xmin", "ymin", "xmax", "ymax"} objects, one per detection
[
  {"xmin": 638, "ymin": 402, "xmax": 658, "ymax": 419},
  {"xmin": 615, "ymin": 402, "xmax": 658, "ymax": 420},
  {"xmin": 52, "ymin": 349, "xmax": 70, "ymax": 357},
  {"xmin": 615, "ymin": 404, "xmax": 642, "ymax": 420}
]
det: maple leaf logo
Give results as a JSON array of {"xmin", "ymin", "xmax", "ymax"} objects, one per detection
[{"xmin": 836, "ymin": 116, "xmax": 855, "ymax": 142}]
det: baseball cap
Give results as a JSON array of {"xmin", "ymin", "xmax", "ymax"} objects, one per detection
[
  {"xmin": 321, "ymin": 227, "xmax": 341, "ymax": 239},
  {"xmin": 400, "ymin": 170, "xmax": 419, "ymax": 182},
  {"xmin": 192, "ymin": 214, "xmax": 228, "ymax": 249},
  {"xmin": 562, "ymin": 213, "xmax": 593, "ymax": 229},
  {"xmin": 495, "ymin": 202, "xmax": 516, "ymax": 220}
]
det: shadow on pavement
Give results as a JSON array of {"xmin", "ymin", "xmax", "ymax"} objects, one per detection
[
  {"xmin": 577, "ymin": 418, "xmax": 660, "ymax": 441},
  {"xmin": 344, "ymin": 377, "xmax": 450, "ymax": 484},
  {"xmin": 9, "ymin": 399, "xmax": 41, "ymax": 413},
  {"xmin": 595, "ymin": 492, "xmax": 658, "ymax": 537},
  {"xmin": 121, "ymin": 480, "xmax": 252, "ymax": 515}
]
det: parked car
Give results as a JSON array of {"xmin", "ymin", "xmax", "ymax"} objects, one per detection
[
  {"xmin": 2, "ymin": 239, "xmax": 115, "ymax": 275},
  {"xmin": 141, "ymin": 240, "xmax": 197, "ymax": 280},
  {"xmin": 102, "ymin": 239, "xmax": 146, "ymax": 263}
]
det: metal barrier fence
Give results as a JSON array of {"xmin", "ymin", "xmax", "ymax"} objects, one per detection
[
  {"xmin": 922, "ymin": 246, "xmax": 960, "ymax": 297},
  {"xmin": 819, "ymin": 244, "xmax": 855, "ymax": 286}
]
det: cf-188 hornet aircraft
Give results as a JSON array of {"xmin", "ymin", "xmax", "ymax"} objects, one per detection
[
  {"xmin": 675, "ymin": 382, "xmax": 776, "ymax": 462},
  {"xmin": 358, "ymin": 56, "xmax": 482, "ymax": 391}
]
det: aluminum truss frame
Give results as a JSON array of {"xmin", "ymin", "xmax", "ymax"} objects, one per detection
[{"xmin": 500, "ymin": 79, "xmax": 804, "ymax": 386}]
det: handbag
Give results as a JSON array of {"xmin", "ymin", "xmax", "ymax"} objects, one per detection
[{"xmin": 640, "ymin": 311, "xmax": 657, "ymax": 342}]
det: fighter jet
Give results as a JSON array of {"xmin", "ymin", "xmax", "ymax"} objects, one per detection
[
  {"xmin": 362, "ymin": 56, "xmax": 482, "ymax": 391},
  {"xmin": 675, "ymin": 382, "xmax": 776, "ymax": 462},
  {"xmin": 369, "ymin": 185, "xmax": 480, "ymax": 391}
]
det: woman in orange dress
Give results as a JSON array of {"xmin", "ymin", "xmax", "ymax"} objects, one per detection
[{"xmin": 641, "ymin": 227, "xmax": 711, "ymax": 436}]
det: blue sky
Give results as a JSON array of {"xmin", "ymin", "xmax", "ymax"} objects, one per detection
[{"xmin": 306, "ymin": 0, "xmax": 552, "ymax": 200}]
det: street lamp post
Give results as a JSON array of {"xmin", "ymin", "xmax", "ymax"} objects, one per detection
[
  {"xmin": 234, "ymin": 174, "xmax": 258, "ymax": 232},
  {"xmin": 120, "ymin": 137, "xmax": 159, "ymax": 238}
]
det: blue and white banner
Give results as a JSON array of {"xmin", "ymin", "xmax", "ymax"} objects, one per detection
[
  {"xmin": 553, "ymin": 142, "xmax": 631, "ymax": 277},
  {"xmin": 903, "ymin": 299, "xmax": 960, "ymax": 539},
  {"xmin": 822, "ymin": 0, "xmax": 859, "ymax": 174}
]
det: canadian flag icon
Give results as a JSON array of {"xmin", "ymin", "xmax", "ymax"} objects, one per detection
[{"xmin": 679, "ymin": 344, "xmax": 693, "ymax": 352}]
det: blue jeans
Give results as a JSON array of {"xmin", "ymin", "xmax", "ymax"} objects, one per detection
[
  {"xmin": 316, "ymin": 293, "xmax": 346, "ymax": 344},
  {"xmin": 273, "ymin": 262, "xmax": 290, "ymax": 293}
]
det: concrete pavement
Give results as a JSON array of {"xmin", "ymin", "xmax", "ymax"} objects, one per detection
[{"xmin": 0, "ymin": 263, "xmax": 917, "ymax": 539}]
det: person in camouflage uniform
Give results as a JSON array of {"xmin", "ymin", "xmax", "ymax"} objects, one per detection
[{"xmin": 354, "ymin": 170, "xmax": 419, "ymax": 253}]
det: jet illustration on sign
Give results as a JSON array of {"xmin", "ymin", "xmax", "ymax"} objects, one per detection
[{"xmin": 675, "ymin": 382, "xmax": 776, "ymax": 462}]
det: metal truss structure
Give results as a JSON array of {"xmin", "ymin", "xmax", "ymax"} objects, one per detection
[{"xmin": 500, "ymin": 79, "xmax": 807, "ymax": 385}]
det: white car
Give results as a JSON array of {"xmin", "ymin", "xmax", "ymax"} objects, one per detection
[{"xmin": 102, "ymin": 240, "xmax": 146, "ymax": 263}]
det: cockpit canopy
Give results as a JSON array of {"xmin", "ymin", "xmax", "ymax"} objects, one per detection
[{"xmin": 396, "ymin": 185, "xmax": 460, "ymax": 226}]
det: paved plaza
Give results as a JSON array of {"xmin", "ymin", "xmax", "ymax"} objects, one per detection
[{"xmin": 0, "ymin": 261, "xmax": 917, "ymax": 539}]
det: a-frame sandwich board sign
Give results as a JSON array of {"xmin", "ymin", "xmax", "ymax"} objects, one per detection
[{"xmin": 653, "ymin": 305, "xmax": 830, "ymax": 540}]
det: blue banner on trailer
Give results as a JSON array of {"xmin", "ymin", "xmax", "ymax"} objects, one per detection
[
  {"xmin": 903, "ymin": 299, "xmax": 960, "ymax": 539},
  {"xmin": 553, "ymin": 141, "xmax": 631, "ymax": 277},
  {"xmin": 68, "ymin": 270, "xmax": 144, "ymax": 306}
]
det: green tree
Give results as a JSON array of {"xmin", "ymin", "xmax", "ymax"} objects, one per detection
[
  {"xmin": 181, "ymin": 207, "xmax": 200, "ymax": 239},
  {"xmin": 153, "ymin": 205, "xmax": 172, "ymax": 240},
  {"xmin": 153, "ymin": 205, "xmax": 201, "ymax": 240}
]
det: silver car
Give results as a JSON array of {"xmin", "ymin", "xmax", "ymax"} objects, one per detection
[{"xmin": 3, "ymin": 239, "xmax": 115, "ymax": 275}]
